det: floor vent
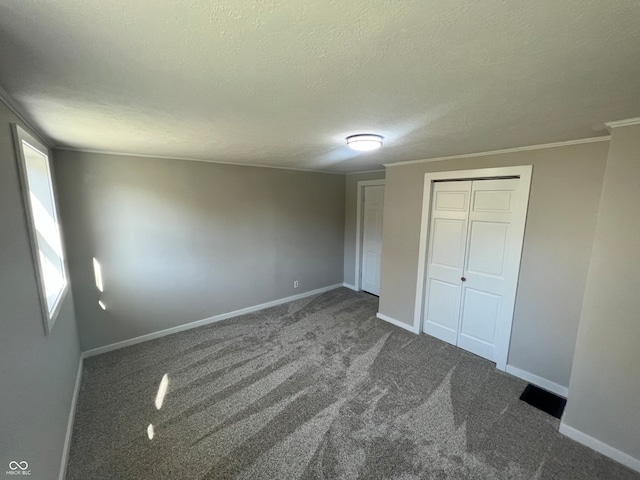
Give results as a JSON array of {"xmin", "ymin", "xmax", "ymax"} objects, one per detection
[{"xmin": 519, "ymin": 384, "xmax": 567, "ymax": 419}]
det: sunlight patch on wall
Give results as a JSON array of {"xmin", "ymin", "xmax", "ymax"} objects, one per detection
[{"xmin": 93, "ymin": 257, "xmax": 104, "ymax": 292}]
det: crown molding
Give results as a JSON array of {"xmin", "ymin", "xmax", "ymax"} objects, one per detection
[
  {"xmin": 346, "ymin": 168, "xmax": 386, "ymax": 175},
  {"xmin": 0, "ymin": 83, "xmax": 54, "ymax": 148},
  {"xmin": 604, "ymin": 117, "xmax": 640, "ymax": 130},
  {"xmin": 384, "ymin": 136, "xmax": 611, "ymax": 168},
  {"xmin": 55, "ymin": 147, "xmax": 346, "ymax": 175}
]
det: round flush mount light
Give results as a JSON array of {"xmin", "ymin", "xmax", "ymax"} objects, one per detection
[{"xmin": 346, "ymin": 134, "xmax": 383, "ymax": 151}]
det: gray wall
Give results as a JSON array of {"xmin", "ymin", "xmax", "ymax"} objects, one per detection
[
  {"xmin": 563, "ymin": 124, "xmax": 640, "ymax": 460},
  {"xmin": 53, "ymin": 150, "xmax": 346, "ymax": 352},
  {"xmin": 378, "ymin": 141, "xmax": 609, "ymax": 388},
  {"xmin": 343, "ymin": 171, "xmax": 386, "ymax": 287},
  {"xmin": 0, "ymin": 102, "xmax": 81, "ymax": 477}
]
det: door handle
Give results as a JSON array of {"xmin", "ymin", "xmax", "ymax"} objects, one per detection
[{"xmin": 461, "ymin": 277, "xmax": 466, "ymax": 282}]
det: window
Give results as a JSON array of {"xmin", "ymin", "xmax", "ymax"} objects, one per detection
[{"xmin": 13, "ymin": 125, "xmax": 68, "ymax": 333}]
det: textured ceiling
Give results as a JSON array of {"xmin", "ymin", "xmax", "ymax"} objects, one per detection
[{"xmin": 0, "ymin": 1, "xmax": 639, "ymax": 173}]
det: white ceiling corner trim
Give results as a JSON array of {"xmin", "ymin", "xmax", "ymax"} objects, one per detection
[
  {"xmin": 0, "ymin": 83, "xmax": 54, "ymax": 148},
  {"xmin": 55, "ymin": 147, "xmax": 346, "ymax": 175},
  {"xmin": 604, "ymin": 117, "xmax": 640, "ymax": 130},
  {"xmin": 346, "ymin": 169, "xmax": 386, "ymax": 175},
  {"xmin": 383, "ymin": 136, "xmax": 611, "ymax": 168}
]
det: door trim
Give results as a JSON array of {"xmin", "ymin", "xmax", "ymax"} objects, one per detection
[
  {"xmin": 355, "ymin": 179, "xmax": 386, "ymax": 291},
  {"xmin": 413, "ymin": 166, "xmax": 533, "ymax": 371}
]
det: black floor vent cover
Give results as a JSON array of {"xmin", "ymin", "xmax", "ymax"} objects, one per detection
[{"xmin": 519, "ymin": 384, "xmax": 567, "ymax": 419}]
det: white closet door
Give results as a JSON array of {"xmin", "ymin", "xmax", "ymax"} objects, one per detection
[
  {"xmin": 457, "ymin": 179, "xmax": 520, "ymax": 361},
  {"xmin": 423, "ymin": 181, "xmax": 472, "ymax": 344},
  {"xmin": 361, "ymin": 185, "xmax": 384, "ymax": 295},
  {"xmin": 423, "ymin": 178, "xmax": 523, "ymax": 364}
]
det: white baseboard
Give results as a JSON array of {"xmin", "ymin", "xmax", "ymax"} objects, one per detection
[
  {"xmin": 376, "ymin": 312, "xmax": 420, "ymax": 334},
  {"xmin": 59, "ymin": 358, "xmax": 83, "ymax": 480},
  {"xmin": 505, "ymin": 365, "xmax": 568, "ymax": 398},
  {"xmin": 342, "ymin": 283, "xmax": 358, "ymax": 291},
  {"xmin": 559, "ymin": 422, "xmax": 640, "ymax": 473},
  {"xmin": 82, "ymin": 284, "xmax": 343, "ymax": 358}
]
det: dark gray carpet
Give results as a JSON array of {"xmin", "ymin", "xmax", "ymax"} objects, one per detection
[{"xmin": 66, "ymin": 288, "xmax": 639, "ymax": 479}]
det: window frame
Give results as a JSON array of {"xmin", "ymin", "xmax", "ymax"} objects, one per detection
[{"xmin": 12, "ymin": 124, "xmax": 69, "ymax": 334}]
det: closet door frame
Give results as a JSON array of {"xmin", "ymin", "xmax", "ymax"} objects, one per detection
[{"xmin": 413, "ymin": 165, "xmax": 533, "ymax": 371}]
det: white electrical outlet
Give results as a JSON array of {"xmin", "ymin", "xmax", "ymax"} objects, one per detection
[{"xmin": 294, "ymin": 280, "xmax": 299, "ymax": 288}]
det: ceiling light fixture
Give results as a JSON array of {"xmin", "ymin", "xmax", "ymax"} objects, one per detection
[{"xmin": 346, "ymin": 134, "xmax": 383, "ymax": 151}]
